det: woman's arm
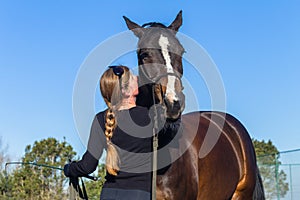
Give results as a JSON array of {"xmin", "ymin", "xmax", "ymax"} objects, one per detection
[
  {"xmin": 64, "ymin": 115, "xmax": 106, "ymax": 177},
  {"xmin": 159, "ymin": 117, "xmax": 182, "ymax": 137},
  {"xmin": 157, "ymin": 110, "xmax": 182, "ymax": 149}
]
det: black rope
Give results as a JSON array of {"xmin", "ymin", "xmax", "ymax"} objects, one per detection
[{"xmin": 81, "ymin": 178, "xmax": 88, "ymax": 200}]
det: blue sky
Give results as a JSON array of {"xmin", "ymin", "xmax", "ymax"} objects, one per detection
[{"xmin": 0, "ymin": 1, "xmax": 299, "ymax": 160}]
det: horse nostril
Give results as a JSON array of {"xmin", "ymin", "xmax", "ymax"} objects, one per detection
[
  {"xmin": 164, "ymin": 98, "xmax": 181, "ymax": 111},
  {"xmin": 173, "ymin": 100, "xmax": 181, "ymax": 111}
]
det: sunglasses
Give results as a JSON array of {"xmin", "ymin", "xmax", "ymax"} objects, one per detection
[{"xmin": 109, "ymin": 66, "xmax": 124, "ymax": 78}]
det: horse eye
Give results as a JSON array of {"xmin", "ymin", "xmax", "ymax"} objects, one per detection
[{"xmin": 139, "ymin": 52, "xmax": 149, "ymax": 60}]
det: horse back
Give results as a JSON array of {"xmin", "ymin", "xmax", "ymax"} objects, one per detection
[
  {"xmin": 182, "ymin": 111, "xmax": 257, "ymax": 199},
  {"xmin": 156, "ymin": 111, "xmax": 258, "ymax": 199}
]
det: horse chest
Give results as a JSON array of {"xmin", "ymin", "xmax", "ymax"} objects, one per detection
[{"xmin": 156, "ymin": 149, "xmax": 199, "ymax": 200}]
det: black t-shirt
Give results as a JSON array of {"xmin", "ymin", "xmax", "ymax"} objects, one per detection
[
  {"xmin": 68, "ymin": 106, "xmax": 181, "ymax": 193},
  {"xmin": 68, "ymin": 106, "xmax": 153, "ymax": 192}
]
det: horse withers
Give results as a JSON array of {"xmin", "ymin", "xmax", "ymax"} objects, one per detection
[{"xmin": 124, "ymin": 11, "xmax": 265, "ymax": 200}]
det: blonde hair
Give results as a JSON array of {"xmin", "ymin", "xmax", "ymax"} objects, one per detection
[{"xmin": 100, "ymin": 65, "xmax": 131, "ymax": 175}]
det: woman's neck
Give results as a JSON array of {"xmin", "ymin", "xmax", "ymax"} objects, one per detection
[{"xmin": 118, "ymin": 96, "xmax": 136, "ymax": 110}]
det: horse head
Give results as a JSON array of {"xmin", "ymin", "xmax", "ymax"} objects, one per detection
[{"xmin": 123, "ymin": 11, "xmax": 185, "ymax": 120}]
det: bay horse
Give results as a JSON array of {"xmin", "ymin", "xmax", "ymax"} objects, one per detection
[{"xmin": 123, "ymin": 11, "xmax": 265, "ymax": 200}]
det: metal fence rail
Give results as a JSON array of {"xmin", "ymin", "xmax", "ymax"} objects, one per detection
[
  {"xmin": 3, "ymin": 162, "xmax": 91, "ymax": 200},
  {"xmin": 257, "ymin": 149, "xmax": 300, "ymax": 200}
]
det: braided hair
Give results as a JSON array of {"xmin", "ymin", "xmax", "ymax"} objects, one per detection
[{"xmin": 100, "ymin": 65, "xmax": 130, "ymax": 175}]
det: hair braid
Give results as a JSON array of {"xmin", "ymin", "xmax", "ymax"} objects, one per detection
[
  {"xmin": 104, "ymin": 107, "xmax": 120, "ymax": 176},
  {"xmin": 100, "ymin": 66, "xmax": 130, "ymax": 175}
]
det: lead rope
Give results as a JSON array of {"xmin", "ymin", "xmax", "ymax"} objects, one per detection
[
  {"xmin": 151, "ymin": 86, "xmax": 159, "ymax": 200},
  {"xmin": 152, "ymin": 132, "xmax": 158, "ymax": 200}
]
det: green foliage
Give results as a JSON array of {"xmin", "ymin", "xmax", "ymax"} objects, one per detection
[
  {"xmin": 0, "ymin": 137, "xmax": 11, "ymax": 199},
  {"xmin": 0, "ymin": 170, "xmax": 11, "ymax": 199},
  {"xmin": 3, "ymin": 137, "xmax": 76, "ymax": 200},
  {"xmin": 253, "ymin": 139, "xmax": 289, "ymax": 199},
  {"xmin": 253, "ymin": 139, "xmax": 279, "ymax": 164},
  {"xmin": 0, "ymin": 136, "xmax": 108, "ymax": 199}
]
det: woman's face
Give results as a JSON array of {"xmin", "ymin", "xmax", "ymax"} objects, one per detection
[{"xmin": 129, "ymin": 74, "xmax": 139, "ymax": 96}]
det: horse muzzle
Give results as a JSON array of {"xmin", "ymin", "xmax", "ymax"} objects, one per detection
[{"xmin": 163, "ymin": 92, "xmax": 185, "ymax": 120}]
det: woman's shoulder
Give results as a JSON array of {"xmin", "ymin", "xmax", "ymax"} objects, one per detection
[
  {"xmin": 94, "ymin": 109, "xmax": 107, "ymax": 128},
  {"xmin": 95, "ymin": 107, "xmax": 150, "ymax": 124},
  {"xmin": 130, "ymin": 106, "xmax": 150, "ymax": 116},
  {"xmin": 132, "ymin": 106, "xmax": 148, "ymax": 112},
  {"xmin": 129, "ymin": 106, "xmax": 151, "ymax": 125},
  {"xmin": 95, "ymin": 109, "xmax": 107, "ymax": 117}
]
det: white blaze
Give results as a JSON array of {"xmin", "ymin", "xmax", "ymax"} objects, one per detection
[{"xmin": 158, "ymin": 35, "xmax": 178, "ymax": 101}]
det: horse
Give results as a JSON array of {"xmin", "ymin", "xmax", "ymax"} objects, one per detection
[{"xmin": 123, "ymin": 11, "xmax": 265, "ymax": 200}]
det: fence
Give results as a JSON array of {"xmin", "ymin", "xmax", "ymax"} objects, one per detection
[
  {"xmin": 257, "ymin": 149, "xmax": 300, "ymax": 200},
  {"xmin": 3, "ymin": 162, "xmax": 89, "ymax": 200}
]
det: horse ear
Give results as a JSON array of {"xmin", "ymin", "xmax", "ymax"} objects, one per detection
[
  {"xmin": 123, "ymin": 16, "xmax": 144, "ymax": 38},
  {"xmin": 168, "ymin": 10, "xmax": 183, "ymax": 32}
]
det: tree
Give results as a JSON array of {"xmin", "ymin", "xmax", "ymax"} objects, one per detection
[
  {"xmin": 0, "ymin": 137, "xmax": 12, "ymax": 199},
  {"xmin": 7, "ymin": 137, "xmax": 76, "ymax": 200},
  {"xmin": 253, "ymin": 139, "xmax": 289, "ymax": 199},
  {"xmin": 0, "ymin": 137, "xmax": 10, "ymax": 170}
]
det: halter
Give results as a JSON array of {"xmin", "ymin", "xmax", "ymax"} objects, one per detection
[
  {"xmin": 152, "ymin": 72, "xmax": 183, "ymax": 87},
  {"xmin": 152, "ymin": 72, "xmax": 183, "ymax": 104}
]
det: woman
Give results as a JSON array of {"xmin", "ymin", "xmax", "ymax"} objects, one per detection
[{"xmin": 64, "ymin": 65, "xmax": 181, "ymax": 200}]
